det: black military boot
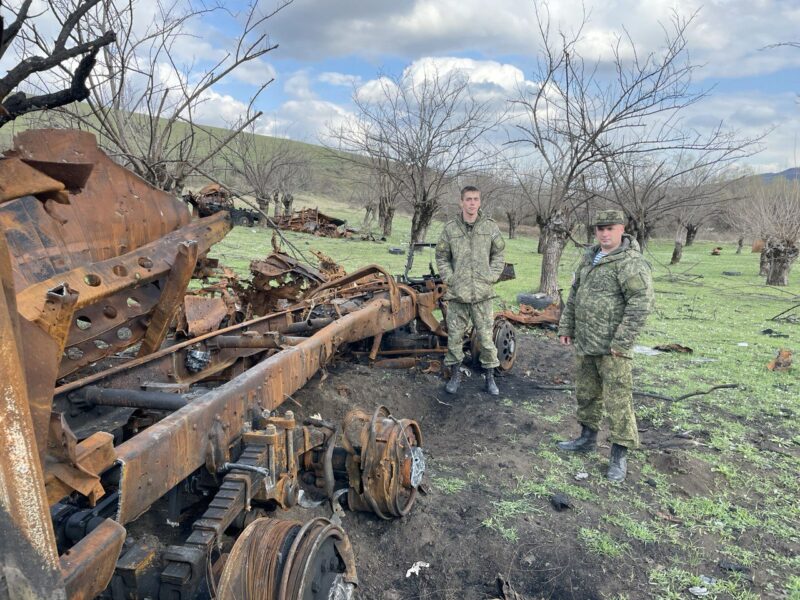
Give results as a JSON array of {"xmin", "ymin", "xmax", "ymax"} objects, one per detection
[
  {"xmin": 556, "ymin": 424, "xmax": 597, "ymax": 453},
  {"xmin": 445, "ymin": 365, "xmax": 462, "ymax": 394},
  {"xmin": 607, "ymin": 443, "xmax": 628, "ymax": 482},
  {"xmin": 484, "ymin": 368, "xmax": 499, "ymax": 396}
]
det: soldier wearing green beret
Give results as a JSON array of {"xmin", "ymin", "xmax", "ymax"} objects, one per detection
[
  {"xmin": 557, "ymin": 209, "xmax": 654, "ymax": 481},
  {"xmin": 436, "ymin": 186, "xmax": 506, "ymax": 395}
]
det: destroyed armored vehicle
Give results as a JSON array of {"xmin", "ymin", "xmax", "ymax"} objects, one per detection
[{"xmin": 0, "ymin": 129, "xmax": 515, "ymax": 599}]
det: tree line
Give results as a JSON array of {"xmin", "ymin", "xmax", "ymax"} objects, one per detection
[{"xmin": 1, "ymin": 1, "xmax": 798, "ymax": 287}]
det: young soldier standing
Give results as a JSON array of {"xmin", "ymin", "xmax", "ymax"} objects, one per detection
[
  {"xmin": 557, "ymin": 210, "xmax": 654, "ymax": 481},
  {"xmin": 436, "ymin": 186, "xmax": 506, "ymax": 395}
]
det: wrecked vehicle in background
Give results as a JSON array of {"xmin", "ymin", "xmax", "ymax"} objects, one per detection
[
  {"xmin": 0, "ymin": 129, "xmax": 515, "ymax": 599},
  {"xmin": 273, "ymin": 207, "xmax": 355, "ymax": 238},
  {"xmin": 184, "ymin": 182, "xmax": 262, "ymax": 227}
]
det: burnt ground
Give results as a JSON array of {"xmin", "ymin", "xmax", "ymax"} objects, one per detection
[{"xmin": 276, "ymin": 330, "xmax": 799, "ymax": 600}]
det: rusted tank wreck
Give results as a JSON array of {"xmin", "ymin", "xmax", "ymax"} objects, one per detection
[{"xmin": 0, "ymin": 129, "xmax": 516, "ymax": 599}]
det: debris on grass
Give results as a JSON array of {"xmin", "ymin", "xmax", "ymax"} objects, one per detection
[
  {"xmin": 653, "ymin": 343, "xmax": 693, "ymax": 353},
  {"xmin": 550, "ymin": 492, "xmax": 574, "ymax": 511},
  {"xmin": 405, "ymin": 561, "xmax": 430, "ymax": 578},
  {"xmin": 575, "ymin": 472, "xmax": 589, "ymax": 481},
  {"xmin": 767, "ymin": 348, "xmax": 793, "ymax": 371},
  {"xmin": 634, "ymin": 345, "xmax": 663, "ymax": 356}
]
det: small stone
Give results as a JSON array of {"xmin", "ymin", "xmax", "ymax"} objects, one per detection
[
  {"xmin": 549, "ymin": 492, "xmax": 573, "ymax": 511},
  {"xmin": 688, "ymin": 586, "xmax": 709, "ymax": 597},
  {"xmin": 574, "ymin": 472, "xmax": 589, "ymax": 481},
  {"xmin": 699, "ymin": 575, "xmax": 717, "ymax": 586}
]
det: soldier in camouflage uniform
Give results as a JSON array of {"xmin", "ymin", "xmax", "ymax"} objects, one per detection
[
  {"xmin": 436, "ymin": 186, "xmax": 506, "ymax": 395},
  {"xmin": 557, "ymin": 210, "xmax": 653, "ymax": 481}
]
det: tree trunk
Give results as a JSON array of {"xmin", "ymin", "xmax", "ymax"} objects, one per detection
[
  {"xmin": 362, "ymin": 202, "xmax": 375, "ymax": 231},
  {"xmin": 685, "ymin": 224, "xmax": 699, "ymax": 246},
  {"xmin": 759, "ymin": 244, "xmax": 770, "ymax": 277},
  {"xmin": 627, "ymin": 219, "xmax": 650, "ymax": 250},
  {"xmin": 273, "ymin": 196, "xmax": 281, "ymax": 219},
  {"xmin": 410, "ymin": 199, "xmax": 436, "ymax": 244},
  {"xmin": 378, "ymin": 196, "xmax": 395, "ymax": 238},
  {"xmin": 670, "ymin": 225, "xmax": 685, "ymax": 265},
  {"xmin": 506, "ymin": 212, "xmax": 517, "ymax": 239},
  {"xmin": 381, "ymin": 207, "xmax": 395, "ymax": 238},
  {"xmin": 765, "ymin": 241, "xmax": 799, "ymax": 286},
  {"xmin": 735, "ymin": 237, "xmax": 744, "ymax": 254},
  {"xmin": 537, "ymin": 222, "xmax": 569, "ymax": 297},
  {"xmin": 536, "ymin": 215, "xmax": 547, "ymax": 253},
  {"xmin": 670, "ymin": 241, "xmax": 683, "ymax": 265}
]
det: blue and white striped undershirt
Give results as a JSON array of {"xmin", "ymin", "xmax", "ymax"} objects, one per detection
[{"xmin": 592, "ymin": 251, "xmax": 607, "ymax": 265}]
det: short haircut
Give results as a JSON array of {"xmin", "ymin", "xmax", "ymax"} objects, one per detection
[{"xmin": 460, "ymin": 185, "xmax": 480, "ymax": 199}]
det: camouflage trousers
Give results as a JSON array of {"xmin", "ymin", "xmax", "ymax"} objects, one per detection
[
  {"xmin": 444, "ymin": 299, "xmax": 499, "ymax": 369},
  {"xmin": 574, "ymin": 354, "xmax": 639, "ymax": 449}
]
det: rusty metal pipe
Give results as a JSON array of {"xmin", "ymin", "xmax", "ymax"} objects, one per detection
[
  {"xmin": 211, "ymin": 333, "xmax": 305, "ymax": 349},
  {"xmin": 282, "ymin": 318, "xmax": 334, "ymax": 334},
  {"xmin": 80, "ymin": 386, "xmax": 188, "ymax": 411}
]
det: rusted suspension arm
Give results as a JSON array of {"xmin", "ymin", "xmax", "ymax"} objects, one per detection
[
  {"xmin": 115, "ymin": 292, "xmax": 416, "ymax": 524},
  {"xmin": 78, "ymin": 386, "xmax": 188, "ymax": 411}
]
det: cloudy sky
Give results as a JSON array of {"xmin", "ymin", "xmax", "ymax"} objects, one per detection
[
  {"xmin": 206, "ymin": 0, "xmax": 799, "ymax": 173},
  {"xmin": 6, "ymin": 0, "xmax": 800, "ymax": 172}
]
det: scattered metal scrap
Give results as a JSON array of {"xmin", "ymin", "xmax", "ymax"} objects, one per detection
[
  {"xmin": 498, "ymin": 301, "xmax": 562, "ymax": 327},
  {"xmin": 273, "ymin": 207, "xmax": 355, "ymax": 238},
  {"xmin": 184, "ymin": 182, "xmax": 262, "ymax": 227}
]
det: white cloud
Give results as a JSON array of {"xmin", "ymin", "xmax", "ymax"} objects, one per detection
[
  {"xmin": 193, "ymin": 89, "xmax": 252, "ymax": 128},
  {"xmin": 265, "ymin": 0, "xmax": 800, "ymax": 79},
  {"xmin": 266, "ymin": 99, "xmax": 354, "ymax": 143},
  {"xmin": 319, "ymin": 72, "xmax": 363, "ymax": 87},
  {"xmin": 284, "ymin": 70, "xmax": 315, "ymax": 100}
]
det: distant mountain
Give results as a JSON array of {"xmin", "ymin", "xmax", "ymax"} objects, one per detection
[{"xmin": 760, "ymin": 167, "xmax": 800, "ymax": 183}]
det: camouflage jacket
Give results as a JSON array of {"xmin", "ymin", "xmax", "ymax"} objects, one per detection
[
  {"xmin": 558, "ymin": 235, "xmax": 653, "ymax": 357},
  {"xmin": 435, "ymin": 211, "xmax": 506, "ymax": 304}
]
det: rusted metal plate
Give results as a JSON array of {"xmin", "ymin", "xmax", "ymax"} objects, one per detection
[
  {"xmin": 0, "ymin": 156, "xmax": 66, "ymax": 203},
  {"xmin": 183, "ymin": 295, "xmax": 230, "ymax": 337},
  {"xmin": 1, "ymin": 129, "xmax": 192, "ymax": 291},
  {"xmin": 60, "ymin": 518, "xmax": 126, "ymax": 600},
  {"xmin": 137, "ymin": 241, "xmax": 199, "ymax": 356},
  {"xmin": 0, "ymin": 236, "xmax": 66, "ymax": 599},
  {"xmin": 497, "ymin": 302, "xmax": 561, "ymax": 325}
]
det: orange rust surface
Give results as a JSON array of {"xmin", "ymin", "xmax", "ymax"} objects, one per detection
[
  {"xmin": 1, "ymin": 129, "xmax": 191, "ymax": 292},
  {"xmin": 60, "ymin": 518, "xmax": 126, "ymax": 600},
  {"xmin": 498, "ymin": 302, "xmax": 561, "ymax": 325},
  {"xmin": 0, "ymin": 156, "xmax": 65, "ymax": 203}
]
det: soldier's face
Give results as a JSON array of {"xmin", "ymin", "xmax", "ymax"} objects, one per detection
[
  {"xmin": 595, "ymin": 224, "xmax": 624, "ymax": 251},
  {"xmin": 460, "ymin": 191, "xmax": 481, "ymax": 221}
]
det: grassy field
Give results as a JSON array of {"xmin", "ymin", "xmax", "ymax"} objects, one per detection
[{"xmin": 213, "ymin": 196, "xmax": 799, "ymax": 598}]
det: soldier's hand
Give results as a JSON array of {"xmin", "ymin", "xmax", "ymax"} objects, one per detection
[{"xmin": 559, "ymin": 336, "xmax": 572, "ymax": 346}]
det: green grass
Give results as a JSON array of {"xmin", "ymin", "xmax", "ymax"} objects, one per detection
[
  {"xmin": 431, "ymin": 476, "xmax": 468, "ymax": 495},
  {"xmin": 579, "ymin": 527, "xmax": 630, "ymax": 557}
]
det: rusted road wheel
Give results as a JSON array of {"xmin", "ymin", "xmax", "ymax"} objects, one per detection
[{"xmin": 217, "ymin": 517, "xmax": 357, "ymax": 600}]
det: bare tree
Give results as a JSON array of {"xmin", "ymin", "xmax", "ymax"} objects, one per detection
[
  {"xmin": 222, "ymin": 124, "xmax": 310, "ymax": 215},
  {"xmin": 329, "ymin": 67, "xmax": 502, "ymax": 245},
  {"xmin": 0, "ymin": 0, "xmax": 115, "ymax": 127},
  {"xmin": 729, "ymin": 178, "xmax": 800, "ymax": 285},
  {"xmin": 33, "ymin": 0, "xmax": 291, "ymax": 193},
  {"xmin": 600, "ymin": 149, "xmax": 747, "ymax": 251},
  {"xmin": 509, "ymin": 7, "xmax": 729, "ymax": 296}
]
